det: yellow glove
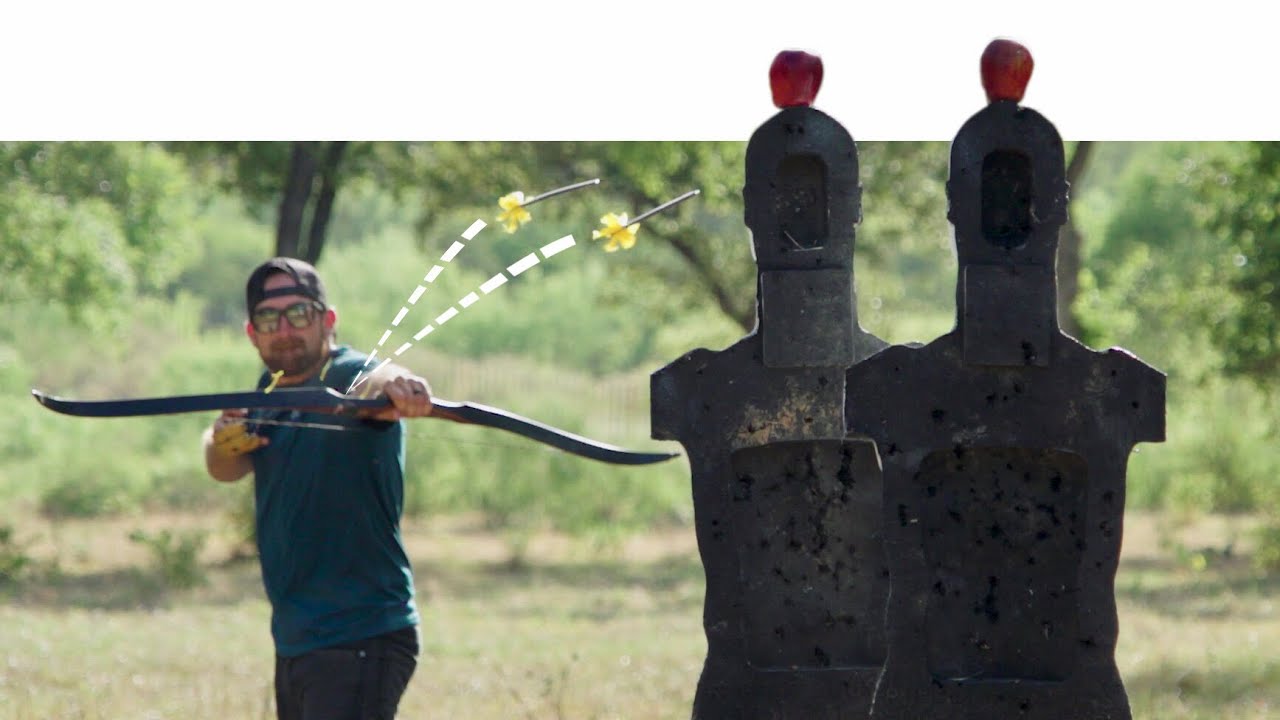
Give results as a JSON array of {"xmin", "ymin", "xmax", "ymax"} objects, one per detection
[{"xmin": 212, "ymin": 420, "xmax": 268, "ymax": 456}]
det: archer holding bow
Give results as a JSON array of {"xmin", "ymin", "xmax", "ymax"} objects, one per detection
[{"xmin": 202, "ymin": 257, "xmax": 431, "ymax": 720}]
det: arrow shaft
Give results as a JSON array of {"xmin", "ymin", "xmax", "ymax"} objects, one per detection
[
  {"xmin": 521, "ymin": 178, "xmax": 601, "ymax": 207},
  {"xmin": 626, "ymin": 189, "xmax": 700, "ymax": 227}
]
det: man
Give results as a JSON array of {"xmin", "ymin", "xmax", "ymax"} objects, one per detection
[{"xmin": 202, "ymin": 257, "xmax": 432, "ymax": 720}]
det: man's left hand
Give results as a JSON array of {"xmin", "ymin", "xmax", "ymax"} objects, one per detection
[{"xmin": 367, "ymin": 374, "xmax": 433, "ymax": 421}]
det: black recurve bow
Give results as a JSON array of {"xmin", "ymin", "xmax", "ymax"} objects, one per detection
[{"xmin": 30, "ymin": 387, "xmax": 679, "ymax": 466}]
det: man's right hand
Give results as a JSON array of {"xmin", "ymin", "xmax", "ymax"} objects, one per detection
[{"xmin": 211, "ymin": 409, "xmax": 269, "ymax": 456}]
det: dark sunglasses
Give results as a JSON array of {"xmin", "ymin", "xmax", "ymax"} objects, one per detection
[{"xmin": 251, "ymin": 301, "xmax": 325, "ymax": 334}]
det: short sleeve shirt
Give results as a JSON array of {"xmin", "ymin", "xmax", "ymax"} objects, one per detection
[{"xmin": 248, "ymin": 345, "xmax": 419, "ymax": 657}]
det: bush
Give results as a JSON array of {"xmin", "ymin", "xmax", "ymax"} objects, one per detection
[
  {"xmin": 1126, "ymin": 376, "xmax": 1279, "ymax": 515},
  {"xmin": 1253, "ymin": 523, "xmax": 1280, "ymax": 572},
  {"xmin": 40, "ymin": 476, "xmax": 136, "ymax": 519},
  {"xmin": 399, "ymin": 353, "xmax": 691, "ymax": 544},
  {"xmin": 223, "ymin": 481, "xmax": 258, "ymax": 560},
  {"xmin": 128, "ymin": 528, "xmax": 209, "ymax": 590},
  {"xmin": 0, "ymin": 524, "xmax": 33, "ymax": 585}
]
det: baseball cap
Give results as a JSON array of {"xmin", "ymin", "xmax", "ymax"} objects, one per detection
[{"xmin": 245, "ymin": 257, "xmax": 328, "ymax": 315}]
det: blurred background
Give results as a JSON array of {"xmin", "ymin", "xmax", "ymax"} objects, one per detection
[{"xmin": 0, "ymin": 140, "xmax": 1276, "ymax": 718}]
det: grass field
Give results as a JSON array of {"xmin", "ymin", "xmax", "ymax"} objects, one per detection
[{"xmin": 0, "ymin": 511, "xmax": 1276, "ymax": 719}]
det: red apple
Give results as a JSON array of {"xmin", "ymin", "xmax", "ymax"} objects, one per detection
[
  {"xmin": 769, "ymin": 50, "xmax": 824, "ymax": 108},
  {"xmin": 980, "ymin": 38, "xmax": 1034, "ymax": 103}
]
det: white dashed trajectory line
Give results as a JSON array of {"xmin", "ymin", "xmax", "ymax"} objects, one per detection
[
  {"xmin": 357, "ymin": 235, "xmax": 578, "ymax": 380},
  {"xmin": 540, "ymin": 235, "xmax": 576, "ymax": 258},
  {"xmin": 461, "ymin": 219, "xmax": 486, "ymax": 240},
  {"xmin": 435, "ymin": 307, "xmax": 460, "ymax": 326},
  {"xmin": 440, "ymin": 242, "xmax": 466, "ymax": 262},
  {"xmin": 507, "ymin": 253, "xmax": 539, "ymax": 276},
  {"xmin": 349, "ymin": 219, "xmax": 488, "ymax": 390},
  {"xmin": 480, "ymin": 274, "xmax": 508, "ymax": 294},
  {"xmin": 364, "ymin": 219, "xmax": 488, "ymax": 360},
  {"xmin": 354, "ymin": 188, "xmax": 695, "ymax": 390}
]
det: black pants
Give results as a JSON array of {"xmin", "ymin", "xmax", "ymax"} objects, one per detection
[{"xmin": 275, "ymin": 626, "xmax": 419, "ymax": 720}]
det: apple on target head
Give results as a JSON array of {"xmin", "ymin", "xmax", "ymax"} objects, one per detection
[
  {"xmin": 981, "ymin": 38, "xmax": 1034, "ymax": 103},
  {"xmin": 769, "ymin": 49, "xmax": 823, "ymax": 108}
]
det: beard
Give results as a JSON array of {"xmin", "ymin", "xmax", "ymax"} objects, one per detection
[{"xmin": 259, "ymin": 336, "xmax": 327, "ymax": 377}]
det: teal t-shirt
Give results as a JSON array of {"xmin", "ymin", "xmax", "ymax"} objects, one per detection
[{"xmin": 248, "ymin": 345, "xmax": 419, "ymax": 657}]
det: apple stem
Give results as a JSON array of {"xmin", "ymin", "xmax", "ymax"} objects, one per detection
[
  {"xmin": 521, "ymin": 178, "xmax": 602, "ymax": 207},
  {"xmin": 624, "ymin": 189, "xmax": 701, "ymax": 227}
]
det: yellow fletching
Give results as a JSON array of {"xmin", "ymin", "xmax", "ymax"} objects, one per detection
[{"xmin": 264, "ymin": 370, "xmax": 284, "ymax": 394}]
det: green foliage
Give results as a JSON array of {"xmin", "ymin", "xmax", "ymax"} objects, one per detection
[
  {"xmin": 169, "ymin": 141, "xmax": 393, "ymax": 263},
  {"xmin": 1073, "ymin": 143, "xmax": 1234, "ymax": 378},
  {"xmin": 0, "ymin": 182, "xmax": 131, "ymax": 311},
  {"xmin": 1059, "ymin": 143, "xmax": 1280, "ymax": 539},
  {"xmin": 128, "ymin": 528, "xmax": 209, "ymax": 589},
  {"xmin": 170, "ymin": 142, "xmax": 295, "ymax": 211},
  {"xmin": 1253, "ymin": 524, "xmax": 1280, "ymax": 572},
  {"xmin": 399, "ymin": 352, "xmax": 690, "ymax": 548},
  {"xmin": 39, "ymin": 470, "xmax": 142, "ymax": 519},
  {"xmin": 168, "ymin": 194, "xmax": 279, "ymax": 328},
  {"xmin": 391, "ymin": 141, "xmax": 756, "ymax": 334},
  {"xmin": 0, "ymin": 524, "xmax": 33, "ymax": 585},
  {"xmin": 4, "ymin": 139, "xmax": 1280, "ymax": 559},
  {"xmin": 375, "ymin": 140, "xmax": 958, "ymax": 352},
  {"xmin": 223, "ymin": 481, "xmax": 258, "ymax": 558},
  {"xmin": 0, "ymin": 216, "xmax": 691, "ymax": 537},
  {"xmin": 856, "ymin": 142, "xmax": 953, "ymax": 296},
  {"xmin": 0, "ymin": 142, "xmax": 200, "ymax": 315},
  {"xmin": 1190, "ymin": 142, "xmax": 1280, "ymax": 380},
  {"xmin": 0, "ymin": 295, "xmax": 248, "ymax": 515},
  {"xmin": 320, "ymin": 227, "xmax": 675, "ymax": 375},
  {"xmin": 1126, "ymin": 378, "xmax": 1280, "ymax": 513}
]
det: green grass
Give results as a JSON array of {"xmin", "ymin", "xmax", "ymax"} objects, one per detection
[{"xmin": 0, "ymin": 511, "xmax": 1276, "ymax": 719}]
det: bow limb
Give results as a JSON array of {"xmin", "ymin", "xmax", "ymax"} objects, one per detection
[
  {"xmin": 30, "ymin": 387, "xmax": 385, "ymax": 417},
  {"xmin": 429, "ymin": 400, "xmax": 678, "ymax": 466}
]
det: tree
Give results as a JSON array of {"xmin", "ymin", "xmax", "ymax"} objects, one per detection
[
  {"xmin": 1070, "ymin": 143, "xmax": 1235, "ymax": 375},
  {"xmin": 170, "ymin": 141, "xmax": 370, "ymax": 264},
  {"xmin": 1192, "ymin": 142, "xmax": 1280, "ymax": 382},
  {"xmin": 397, "ymin": 141, "xmax": 956, "ymax": 334},
  {"xmin": 0, "ymin": 142, "xmax": 199, "ymax": 313},
  {"xmin": 165, "ymin": 139, "xmax": 1066, "ymax": 339},
  {"xmin": 1057, "ymin": 141, "xmax": 1094, "ymax": 339},
  {"xmin": 392, "ymin": 141, "xmax": 757, "ymax": 328}
]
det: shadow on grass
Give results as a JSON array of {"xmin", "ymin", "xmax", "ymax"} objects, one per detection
[
  {"xmin": 1, "ymin": 550, "xmax": 706, "ymax": 617},
  {"xmin": 1, "ymin": 555, "xmax": 267, "ymax": 612},
  {"xmin": 1116, "ymin": 557, "xmax": 1280, "ymax": 621},
  {"xmin": 415, "ymin": 553, "xmax": 707, "ymax": 620},
  {"xmin": 1124, "ymin": 658, "xmax": 1280, "ymax": 710},
  {"xmin": 11, "ymin": 541, "xmax": 1276, "ymax": 628}
]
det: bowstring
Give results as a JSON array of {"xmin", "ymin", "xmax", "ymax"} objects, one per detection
[{"xmin": 238, "ymin": 415, "xmax": 573, "ymax": 455}]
